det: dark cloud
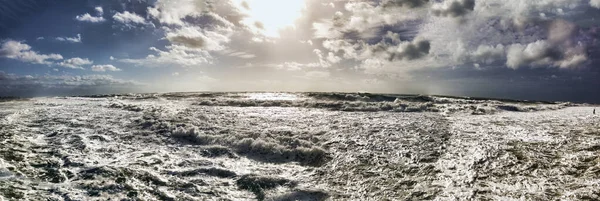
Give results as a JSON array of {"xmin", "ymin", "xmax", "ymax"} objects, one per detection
[
  {"xmin": 392, "ymin": 40, "xmax": 430, "ymax": 60},
  {"xmin": 382, "ymin": 0, "xmax": 430, "ymax": 8},
  {"xmin": 432, "ymin": 0, "xmax": 475, "ymax": 17},
  {"xmin": 368, "ymin": 39, "xmax": 431, "ymax": 61}
]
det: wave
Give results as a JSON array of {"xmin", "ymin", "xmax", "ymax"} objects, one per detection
[
  {"xmin": 170, "ymin": 126, "xmax": 330, "ymax": 167},
  {"xmin": 86, "ymin": 92, "xmax": 574, "ymax": 114}
]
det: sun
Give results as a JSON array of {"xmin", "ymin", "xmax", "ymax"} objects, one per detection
[{"xmin": 235, "ymin": 0, "xmax": 305, "ymax": 37}]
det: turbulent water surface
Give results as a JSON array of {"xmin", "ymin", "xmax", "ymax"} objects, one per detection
[{"xmin": 0, "ymin": 92, "xmax": 599, "ymax": 200}]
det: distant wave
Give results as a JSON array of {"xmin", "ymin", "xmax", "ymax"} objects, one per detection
[{"xmin": 80, "ymin": 92, "xmax": 573, "ymax": 114}]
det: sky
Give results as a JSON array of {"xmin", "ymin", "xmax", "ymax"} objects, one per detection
[{"xmin": 0, "ymin": 0, "xmax": 599, "ymax": 103}]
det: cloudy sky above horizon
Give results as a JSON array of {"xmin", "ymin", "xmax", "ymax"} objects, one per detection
[{"xmin": 0, "ymin": 0, "xmax": 599, "ymax": 102}]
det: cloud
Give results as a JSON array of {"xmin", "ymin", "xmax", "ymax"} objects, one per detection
[
  {"xmin": 91, "ymin": 64, "xmax": 122, "ymax": 72},
  {"xmin": 470, "ymin": 44, "xmax": 506, "ymax": 64},
  {"xmin": 75, "ymin": 6, "xmax": 105, "ymax": 23},
  {"xmin": 388, "ymin": 40, "xmax": 431, "ymax": 61},
  {"xmin": 120, "ymin": 45, "xmax": 213, "ymax": 67},
  {"xmin": 505, "ymin": 19, "xmax": 588, "ymax": 69},
  {"xmin": 148, "ymin": 0, "xmax": 208, "ymax": 26},
  {"xmin": 506, "ymin": 40, "xmax": 557, "ymax": 69},
  {"xmin": 322, "ymin": 39, "xmax": 360, "ymax": 59},
  {"xmin": 63, "ymin": 0, "xmax": 600, "ymax": 80},
  {"xmin": 548, "ymin": 19, "xmax": 577, "ymax": 43},
  {"xmin": 113, "ymin": 11, "xmax": 149, "ymax": 25},
  {"xmin": 593, "ymin": 0, "xmax": 600, "ymax": 8},
  {"xmin": 254, "ymin": 21, "xmax": 264, "ymax": 30},
  {"xmin": 273, "ymin": 62, "xmax": 322, "ymax": 71},
  {"xmin": 75, "ymin": 14, "xmax": 105, "ymax": 23},
  {"xmin": 167, "ymin": 35, "xmax": 205, "ymax": 49},
  {"xmin": 323, "ymin": 32, "xmax": 431, "ymax": 62},
  {"xmin": 55, "ymin": 34, "xmax": 82, "ymax": 43},
  {"xmin": 432, "ymin": 0, "xmax": 475, "ymax": 17},
  {"xmin": 166, "ymin": 29, "xmax": 230, "ymax": 51},
  {"xmin": 313, "ymin": 1, "xmax": 427, "ymax": 39},
  {"xmin": 95, "ymin": 6, "xmax": 104, "ymax": 15},
  {"xmin": 0, "ymin": 40, "xmax": 63, "ymax": 65},
  {"xmin": 0, "ymin": 71, "xmax": 141, "ymax": 97},
  {"xmin": 506, "ymin": 40, "xmax": 586, "ymax": 69},
  {"xmin": 58, "ymin": 57, "xmax": 93, "ymax": 69},
  {"xmin": 326, "ymin": 51, "xmax": 342, "ymax": 63},
  {"xmin": 116, "ymin": 0, "xmax": 244, "ymax": 69},
  {"xmin": 241, "ymin": 1, "xmax": 250, "ymax": 10},
  {"xmin": 142, "ymin": 0, "xmax": 245, "ymax": 68},
  {"xmin": 223, "ymin": 50, "xmax": 256, "ymax": 59},
  {"xmin": 314, "ymin": 0, "xmax": 599, "ymax": 76}
]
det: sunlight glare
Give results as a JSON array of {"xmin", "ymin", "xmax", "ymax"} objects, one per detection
[
  {"xmin": 246, "ymin": 93, "xmax": 300, "ymax": 100},
  {"xmin": 235, "ymin": 0, "xmax": 305, "ymax": 37}
]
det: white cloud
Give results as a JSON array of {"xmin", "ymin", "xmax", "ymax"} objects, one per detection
[
  {"xmin": 506, "ymin": 40, "xmax": 553, "ymax": 69},
  {"xmin": 122, "ymin": 0, "xmax": 245, "ymax": 68},
  {"xmin": 106, "ymin": 0, "xmax": 598, "ymax": 76},
  {"xmin": 323, "ymin": 39, "xmax": 360, "ymax": 59},
  {"xmin": 75, "ymin": 13, "xmax": 105, "ymax": 23},
  {"xmin": 314, "ymin": 49, "xmax": 332, "ymax": 67},
  {"xmin": 0, "ymin": 40, "xmax": 63, "ymax": 65},
  {"xmin": 558, "ymin": 54, "xmax": 587, "ymax": 68},
  {"xmin": 75, "ymin": 6, "xmax": 105, "ymax": 23},
  {"xmin": 593, "ymin": 0, "xmax": 600, "ymax": 8},
  {"xmin": 326, "ymin": 52, "xmax": 342, "ymax": 63},
  {"xmin": 148, "ymin": 0, "xmax": 208, "ymax": 26},
  {"xmin": 273, "ymin": 62, "xmax": 321, "ymax": 71},
  {"xmin": 506, "ymin": 40, "xmax": 586, "ymax": 69},
  {"xmin": 95, "ymin": 6, "xmax": 104, "ymax": 15},
  {"xmin": 470, "ymin": 44, "xmax": 506, "ymax": 64},
  {"xmin": 91, "ymin": 64, "xmax": 122, "ymax": 72},
  {"xmin": 59, "ymin": 57, "xmax": 93, "ymax": 69},
  {"xmin": 358, "ymin": 0, "xmax": 594, "ymax": 73},
  {"xmin": 504, "ymin": 19, "xmax": 587, "ymax": 69},
  {"xmin": 56, "ymin": 34, "xmax": 82, "ymax": 43},
  {"xmin": 113, "ymin": 11, "xmax": 148, "ymax": 25},
  {"xmin": 224, "ymin": 50, "xmax": 256, "ymax": 59}
]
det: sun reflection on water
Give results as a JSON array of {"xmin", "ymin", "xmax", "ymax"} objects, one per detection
[{"xmin": 245, "ymin": 93, "xmax": 300, "ymax": 101}]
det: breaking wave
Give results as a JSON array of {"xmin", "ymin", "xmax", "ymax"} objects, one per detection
[{"xmin": 0, "ymin": 92, "xmax": 594, "ymax": 200}]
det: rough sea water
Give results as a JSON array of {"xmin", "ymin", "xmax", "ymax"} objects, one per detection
[{"xmin": 0, "ymin": 92, "xmax": 598, "ymax": 200}]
